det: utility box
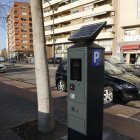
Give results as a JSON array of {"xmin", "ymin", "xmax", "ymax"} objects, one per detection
[{"xmin": 67, "ymin": 22, "xmax": 106, "ymax": 140}]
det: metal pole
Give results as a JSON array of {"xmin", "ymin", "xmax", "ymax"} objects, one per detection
[
  {"xmin": 52, "ymin": 9, "xmax": 55, "ymax": 67},
  {"xmin": 44, "ymin": 0, "xmax": 56, "ymax": 66}
]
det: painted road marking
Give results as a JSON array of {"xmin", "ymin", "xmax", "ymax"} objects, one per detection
[
  {"xmin": 2, "ymin": 81, "xmax": 24, "ymax": 89},
  {"xmin": 116, "ymin": 114, "xmax": 140, "ymax": 122}
]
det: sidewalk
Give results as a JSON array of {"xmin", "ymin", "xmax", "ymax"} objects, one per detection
[
  {"xmin": 0, "ymin": 65, "xmax": 138, "ymax": 140},
  {"xmin": 0, "ymin": 78, "xmax": 136, "ymax": 140}
]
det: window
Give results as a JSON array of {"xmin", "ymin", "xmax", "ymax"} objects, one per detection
[
  {"xmin": 29, "ymin": 18, "xmax": 32, "ymax": 21},
  {"xmin": 71, "ymin": 0, "xmax": 78, "ymax": 2},
  {"xmin": 14, "ymin": 11, "xmax": 18, "ymax": 14},
  {"xmin": 71, "ymin": 9, "xmax": 79, "ymax": 14},
  {"xmin": 21, "ymin": 6, "xmax": 27, "ymax": 9},
  {"xmin": 45, "ymin": 26, "xmax": 51, "ymax": 31},
  {"xmin": 30, "ymin": 45, "xmax": 33, "ymax": 48},
  {"xmin": 21, "ymin": 18, "xmax": 27, "ymax": 21},
  {"xmin": 22, "ymin": 40, "xmax": 27, "ymax": 43},
  {"xmin": 83, "ymin": 17, "xmax": 93, "ymax": 23},
  {"xmin": 56, "ymin": 45, "xmax": 62, "ymax": 50},
  {"xmin": 138, "ymin": 0, "xmax": 140, "ymax": 16},
  {"xmin": 22, "ymin": 34, "xmax": 27, "ymax": 38},
  {"xmin": 124, "ymin": 29, "xmax": 136, "ymax": 36},
  {"xmin": 96, "ymin": 40, "xmax": 113, "ymax": 51},
  {"xmin": 29, "ymin": 29, "xmax": 32, "ymax": 32},
  {"xmin": 21, "ymin": 23, "xmax": 27, "ymax": 26},
  {"xmin": 29, "ymin": 34, "xmax": 33, "ymax": 38},
  {"xmin": 30, "ymin": 40, "xmax": 33, "ymax": 43},
  {"xmin": 43, "ymin": 7, "xmax": 51, "ymax": 13},
  {"xmin": 21, "ymin": 11, "xmax": 27, "ymax": 15},
  {"xmin": 21, "ymin": 28, "xmax": 27, "ymax": 32},
  {"xmin": 29, "ymin": 23, "xmax": 32, "ymax": 26},
  {"xmin": 83, "ymin": 4, "xmax": 93, "ymax": 11}
]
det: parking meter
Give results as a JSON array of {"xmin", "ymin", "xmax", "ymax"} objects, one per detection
[{"xmin": 67, "ymin": 22, "xmax": 106, "ymax": 140}]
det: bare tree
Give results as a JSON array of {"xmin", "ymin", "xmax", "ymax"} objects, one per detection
[
  {"xmin": 30, "ymin": 0, "xmax": 55, "ymax": 133},
  {"xmin": 0, "ymin": 0, "xmax": 30, "ymax": 28},
  {"xmin": 1, "ymin": 48, "xmax": 8, "ymax": 58}
]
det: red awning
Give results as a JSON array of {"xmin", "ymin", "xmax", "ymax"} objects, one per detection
[{"xmin": 121, "ymin": 44, "xmax": 140, "ymax": 51}]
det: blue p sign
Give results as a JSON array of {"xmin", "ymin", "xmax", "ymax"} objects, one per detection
[{"xmin": 92, "ymin": 49, "xmax": 102, "ymax": 67}]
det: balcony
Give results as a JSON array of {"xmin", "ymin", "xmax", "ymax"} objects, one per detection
[
  {"xmin": 43, "ymin": 0, "xmax": 100, "ymax": 16},
  {"xmin": 44, "ymin": 8, "xmax": 114, "ymax": 27},
  {"xmin": 14, "ymin": 14, "xmax": 18, "ymax": 18},
  {"xmin": 45, "ymin": 18, "xmax": 114, "ymax": 35},
  {"xmin": 15, "ymin": 31, "xmax": 19, "ymax": 35},
  {"xmin": 46, "ymin": 31, "xmax": 114, "ymax": 45},
  {"xmin": 46, "ymin": 36, "xmax": 70, "ymax": 45},
  {"xmin": 94, "ymin": 4, "xmax": 114, "ymax": 13},
  {"xmin": 15, "ymin": 42, "xmax": 20, "ymax": 46},
  {"xmin": 14, "ymin": 20, "xmax": 19, "ymax": 24},
  {"xmin": 97, "ymin": 31, "xmax": 114, "ymax": 39}
]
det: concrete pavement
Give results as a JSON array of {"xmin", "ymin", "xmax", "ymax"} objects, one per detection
[
  {"xmin": 0, "ymin": 63, "xmax": 139, "ymax": 140},
  {"xmin": 0, "ymin": 76, "xmax": 138, "ymax": 140}
]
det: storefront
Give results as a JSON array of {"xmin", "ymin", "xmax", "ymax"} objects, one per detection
[{"xmin": 121, "ymin": 44, "xmax": 140, "ymax": 64}]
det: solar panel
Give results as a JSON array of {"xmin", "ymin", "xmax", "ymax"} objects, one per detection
[{"xmin": 68, "ymin": 21, "xmax": 107, "ymax": 42}]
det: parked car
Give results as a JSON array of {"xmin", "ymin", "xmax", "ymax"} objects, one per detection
[
  {"xmin": 9, "ymin": 58, "xmax": 16, "ymax": 63},
  {"xmin": 55, "ymin": 57, "xmax": 63, "ymax": 64},
  {"xmin": 56, "ymin": 60, "xmax": 140, "ymax": 104},
  {"xmin": 48, "ymin": 57, "xmax": 55, "ymax": 64},
  {"xmin": 134, "ymin": 56, "xmax": 140, "ymax": 69},
  {"xmin": 105, "ymin": 57, "xmax": 133, "ymax": 72},
  {"xmin": 0, "ymin": 57, "xmax": 5, "ymax": 62},
  {"xmin": 48, "ymin": 57, "xmax": 63, "ymax": 64},
  {"xmin": 0, "ymin": 63, "xmax": 7, "ymax": 73}
]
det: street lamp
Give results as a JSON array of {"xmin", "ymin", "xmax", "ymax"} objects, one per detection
[{"xmin": 44, "ymin": 0, "xmax": 58, "ymax": 66}]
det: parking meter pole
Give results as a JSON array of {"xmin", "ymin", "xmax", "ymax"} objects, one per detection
[
  {"xmin": 67, "ymin": 43, "xmax": 104, "ymax": 140},
  {"xmin": 67, "ymin": 22, "xmax": 106, "ymax": 140}
]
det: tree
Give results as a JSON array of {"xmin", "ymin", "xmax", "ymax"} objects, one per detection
[
  {"xmin": 0, "ymin": 1, "xmax": 30, "ymax": 28},
  {"xmin": 30, "ymin": 0, "xmax": 55, "ymax": 133},
  {"xmin": 1, "ymin": 48, "xmax": 8, "ymax": 58}
]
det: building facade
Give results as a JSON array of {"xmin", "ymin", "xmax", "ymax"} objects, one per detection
[
  {"xmin": 7, "ymin": 2, "xmax": 33, "ymax": 60},
  {"xmin": 116, "ymin": 0, "xmax": 140, "ymax": 64},
  {"xmin": 43, "ymin": 0, "xmax": 116, "ymax": 59}
]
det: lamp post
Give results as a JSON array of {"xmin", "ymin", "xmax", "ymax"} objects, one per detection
[{"xmin": 45, "ymin": 0, "xmax": 57, "ymax": 66}]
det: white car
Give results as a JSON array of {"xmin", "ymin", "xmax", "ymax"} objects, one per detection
[
  {"xmin": 0, "ymin": 63, "xmax": 7, "ymax": 73},
  {"xmin": 134, "ymin": 57, "xmax": 140, "ymax": 69}
]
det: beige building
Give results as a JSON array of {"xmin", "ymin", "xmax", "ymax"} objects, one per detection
[
  {"xmin": 116, "ymin": 0, "xmax": 140, "ymax": 64},
  {"xmin": 7, "ymin": 2, "xmax": 33, "ymax": 60},
  {"xmin": 43, "ymin": 0, "xmax": 140, "ymax": 63},
  {"xmin": 43, "ymin": 0, "xmax": 116, "ymax": 59}
]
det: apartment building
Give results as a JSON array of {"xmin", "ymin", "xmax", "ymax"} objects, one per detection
[
  {"xmin": 7, "ymin": 2, "xmax": 33, "ymax": 60},
  {"xmin": 43, "ymin": 0, "xmax": 116, "ymax": 59},
  {"xmin": 116, "ymin": 0, "xmax": 140, "ymax": 64}
]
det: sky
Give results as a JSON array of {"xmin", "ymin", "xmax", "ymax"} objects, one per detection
[
  {"xmin": 0, "ymin": 0, "xmax": 13, "ymax": 50},
  {"xmin": 0, "ymin": 0, "xmax": 30, "ymax": 50}
]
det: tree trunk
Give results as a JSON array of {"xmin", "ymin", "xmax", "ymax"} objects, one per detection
[{"xmin": 30, "ymin": 0, "xmax": 55, "ymax": 133}]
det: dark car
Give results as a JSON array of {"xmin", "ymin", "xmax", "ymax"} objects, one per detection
[
  {"xmin": 56, "ymin": 61, "xmax": 140, "ymax": 104},
  {"xmin": 48, "ymin": 57, "xmax": 63, "ymax": 64},
  {"xmin": 106, "ymin": 57, "xmax": 133, "ymax": 72},
  {"xmin": 48, "ymin": 57, "xmax": 55, "ymax": 64},
  {"xmin": 9, "ymin": 58, "xmax": 16, "ymax": 63},
  {"xmin": 55, "ymin": 57, "xmax": 63, "ymax": 64}
]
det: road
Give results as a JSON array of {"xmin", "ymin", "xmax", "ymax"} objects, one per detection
[
  {"xmin": 1, "ymin": 63, "xmax": 56, "ymax": 87},
  {"xmin": 0, "ymin": 64, "xmax": 140, "ymax": 139}
]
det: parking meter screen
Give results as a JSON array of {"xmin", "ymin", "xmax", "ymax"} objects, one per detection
[{"xmin": 70, "ymin": 59, "xmax": 82, "ymax": 81}]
